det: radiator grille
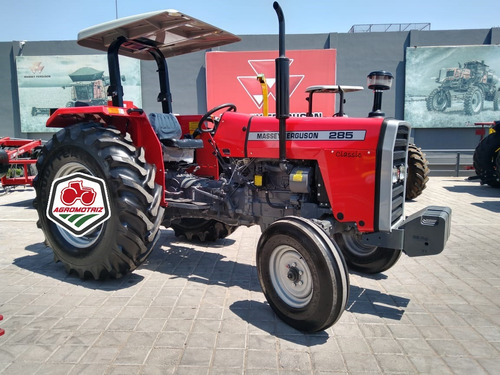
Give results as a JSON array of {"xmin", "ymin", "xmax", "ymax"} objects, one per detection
[{"xmin": 391, "ymin": 125, "xmax": 410, "ymax": 226}]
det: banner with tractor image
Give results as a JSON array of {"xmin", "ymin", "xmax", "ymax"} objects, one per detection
[
  {"xmin": 16, "ymin": 55, "xmax": 142, "ymax": 133},
  {"xmin": 404, "ymin": 45, "xmax": 500, "ymax": 128}
]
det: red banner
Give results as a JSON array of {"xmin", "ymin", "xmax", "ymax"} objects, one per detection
[{"xmin": 206, "ymin": 49, "xmax": 336, "ymax": 117}]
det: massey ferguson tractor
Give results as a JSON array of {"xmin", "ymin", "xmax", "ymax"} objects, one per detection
[{"xmin": 33, "ymin": 2, "xmax": 451, "ymax": 332}]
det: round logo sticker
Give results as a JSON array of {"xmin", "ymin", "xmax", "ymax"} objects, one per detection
[{"xmin": 46, "ymin": 172, "xmax": 111, "ymax": 236}]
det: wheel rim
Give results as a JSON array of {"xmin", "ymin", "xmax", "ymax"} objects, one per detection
[
  {"xmin": 341, "ymin": 232, "xmax": 378, "ymax": 257},
  {"xmin": 53, "ymin": 162, "xmax": 102, "ymax": 249},
  {"xmin": 269, "ymin": 245, "xmax": 313, "ymax": 308},
  {"xmin": 471, "ymin": 89, "xmax": 482, "ymax": 112},
  {"xmin": 433, "ymin": 91, "xmax": 447, "ymax": 109}
]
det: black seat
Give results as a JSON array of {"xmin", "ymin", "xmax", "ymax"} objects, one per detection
[
  {"xmin": 161, "ymin": 138, "xmax": 203, "ymax": 149},
  {"xmin": 148, "ymin": 113, "xmax": 203, "ymax": 149}
]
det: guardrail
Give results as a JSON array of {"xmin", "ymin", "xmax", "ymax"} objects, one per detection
[{"xmin": 422, "ymin": 149, "xmax": 475, "ymax": 177}]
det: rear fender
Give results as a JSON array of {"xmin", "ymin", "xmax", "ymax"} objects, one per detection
[{"xmin": 46, "ymin": 105, "xmax": 166, "ymax": 202}]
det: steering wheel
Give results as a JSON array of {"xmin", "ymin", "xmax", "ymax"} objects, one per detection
[{"xmin": 197, "ymin": 103, "xmax": 237, "ymax": 135}]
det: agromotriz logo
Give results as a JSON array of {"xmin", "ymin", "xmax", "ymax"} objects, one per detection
[{"xmin": 47, "ymin": 173, "xmax": 111, "ymax": 236}]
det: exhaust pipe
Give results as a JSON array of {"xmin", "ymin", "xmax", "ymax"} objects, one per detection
[{"xmin": 273, "ymin": 2, "xmax": 289, "ymax": 164}]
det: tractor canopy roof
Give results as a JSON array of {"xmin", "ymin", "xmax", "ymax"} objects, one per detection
[{"xmin": 77, "ymin": 9, "xmax": 241, "ymax": 60}]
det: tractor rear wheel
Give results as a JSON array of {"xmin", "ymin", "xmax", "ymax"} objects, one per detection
[
  {"xmin": 473, "ymin": 132, "xmax": 500, "ymax": 187},
  {"xmin": 34, "ymin": 123, "xmax": 163, "ymax": 279},
  {"xmin": 406, "ymin": 144, "xmax": 430, "ymax": 200},
  {"xmin": 493, "ymin": 90, "xmax": 500, "ymax": 111},
  {"xmin": 334, "ymin": 231, "xmax": 402, "ymax": 274},
  {"xmin": 464, "ymin": 86, "xmax": 484, "ymax": 115},
  {"xmin": 496, "ymin": 152, "xmax": 500, "ymax": 182},
  {"xmin": 170, "ymin": 218, "xmax": 237, "ymax": 241},
  {"xmin": 257, "ymin": 216, "xmax": 349, "ymax": 332}
]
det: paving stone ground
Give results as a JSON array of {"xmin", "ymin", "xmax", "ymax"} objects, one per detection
[{"xmin": 0, "ymin": 177, "xmax": 499, "ymax": 374}]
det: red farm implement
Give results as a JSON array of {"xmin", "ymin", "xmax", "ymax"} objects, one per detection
[{"xmin": 0, "ymin": 137, "xmax": 42, "ymax": 187}]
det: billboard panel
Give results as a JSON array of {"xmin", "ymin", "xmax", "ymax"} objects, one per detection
[
  {"xmin": 405, "ymin": 45, "xmax": 500, "ymax": 128},
  {"xmin": 16, "ymin": 55, "xmax": 142, "ymax": 133}
]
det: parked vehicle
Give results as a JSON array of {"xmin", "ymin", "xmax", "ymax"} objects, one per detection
[{"xmin": 34, "ymin": 2, "xmax": 451, "ymax": 332}]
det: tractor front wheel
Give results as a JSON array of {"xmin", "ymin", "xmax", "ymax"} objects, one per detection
[
  {"xmin": 426, "ymin": 88, "xmax": 450, "ymax": 112},
  {"xmin": 34, "ymin": 123, "xmax": 163, "ymax": 279},
  {"xmin": 335, "ymin": 231, "xmax": 402, "ymax": 274},
  {"xmin": 257, "ymin": 216, "xmax": 349, "ymax": 332}
]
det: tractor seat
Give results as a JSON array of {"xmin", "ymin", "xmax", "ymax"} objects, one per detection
[
  {"xmin": 148, "ymin": 113, "xmax": 203, "ymax": 163},
  {"xmin": 148, "ymin": 113, "xmax": 203, "ymax": 149}
]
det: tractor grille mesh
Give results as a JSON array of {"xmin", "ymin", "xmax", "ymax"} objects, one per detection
[{"xmin": 391, "ymin": 125, "xmax": 409, "ymax": 226}]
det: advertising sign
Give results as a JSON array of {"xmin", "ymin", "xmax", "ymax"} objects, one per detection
[
  {"xmin": 206, "ymin": 50, "xmax": 336, "ymax": 117},
  {"xmin": 16, "ymin": 55, "xmax": 142, "ymax": 133},
  {"xmin": 46, "ymin": 173, "xmax": 111, "ymax": 237},
  {"xmin": 405, "ymin": 45, "xmax": 500, "ymax": 128}
]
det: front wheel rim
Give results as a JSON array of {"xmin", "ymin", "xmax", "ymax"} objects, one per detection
[
  {"xmin": 269, "ymin": 245, "xmax": 313, "ymax": 308},
  {"xmin": 434, "ymin": 92, "xmax": 446, "ymax": 108},
  {"xmin": 471, "ymin": 90, "xmax": 482, "ymax": 112}
]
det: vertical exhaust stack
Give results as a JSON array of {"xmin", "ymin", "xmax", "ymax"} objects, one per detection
[{"xmin": 273, "ymin": 2, "xmax": 289, "ymax": 164}]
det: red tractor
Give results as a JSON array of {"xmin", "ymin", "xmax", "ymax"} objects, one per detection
[{"xmin": 34, "ymin": 2, "xmax": 451, "ymax": 332}]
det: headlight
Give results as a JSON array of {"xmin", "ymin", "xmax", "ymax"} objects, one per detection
[{"xmin": 392, "ymin": 165, "xmax": 406, "ymax": 184}]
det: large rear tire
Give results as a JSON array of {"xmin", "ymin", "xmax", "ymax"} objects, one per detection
[
  {"xmin": 335, "ymin": 231, "xmax": 402, "ymax": 274},
  {"xmin": 473, "ymin": 132, "xmax": 500, "ymax": 187},
  {"xmin": 493, "ymin": 90, "xmax": 500, "ymax": 111},
  {"xmin": 34, "ymin": 123, "xmax": 164, "ymax": 279},
  {"xmin": 406, "ymin": 144, "xmax": 430, "ymax": 200},
  {"xmin": 257, "ymin": 216, "xmax": 349, "ymax": 332},
  {"xmin": 464, "ymin": 86, "xmax": 484, "ymax": 115}
]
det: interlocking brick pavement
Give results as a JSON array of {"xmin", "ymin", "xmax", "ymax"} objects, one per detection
[{"xmin": 0, "ymin": 177, "xmax": 499, "ymax": 374}]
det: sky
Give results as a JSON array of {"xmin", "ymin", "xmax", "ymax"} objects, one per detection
[{"xmin": 1, "ymin": 0, "xmax": 499, "ymax": 42}]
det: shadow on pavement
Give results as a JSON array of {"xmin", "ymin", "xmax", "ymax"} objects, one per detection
[
  {"xmin": 444, "ymin": 183, "xmax": 500, "ymax": 198},
  {"xmin": 14, "ymin": 229, "xmax": 410, "ymax": 333},
  {"xmin": 471, "ymin": 201, "xmax": 500, "ymax": 213},
  {"xmin": 14, "ymin": 242, "xmax": 144, "ymax": 290},
  {"xmin": 0, "ymin": 198, "xmax": 35, "ymax": 209},
  {"xmin": 347, "ymin": 284, "xmax": 409, "ymax": 320},
  {"xmin": 229, "ymin": 300, "xmax": 330, "ymax": 346}
]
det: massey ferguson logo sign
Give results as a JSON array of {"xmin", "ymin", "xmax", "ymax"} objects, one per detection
[
  {"xmin": 237, "ymin": 59, "xmax": 304, "ymax": 109},
  {"xmin": 46, "ymin": 173, "xmax": 111, "ymax": 236},
  {"xmin": 206, "ymin": 50, "xmax": 336, "ymax": 116}
]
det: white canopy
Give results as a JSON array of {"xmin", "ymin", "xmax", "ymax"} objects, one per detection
[{"xmin": 78, "ymin": 9, "xmax": 241, "ymax": 60}]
